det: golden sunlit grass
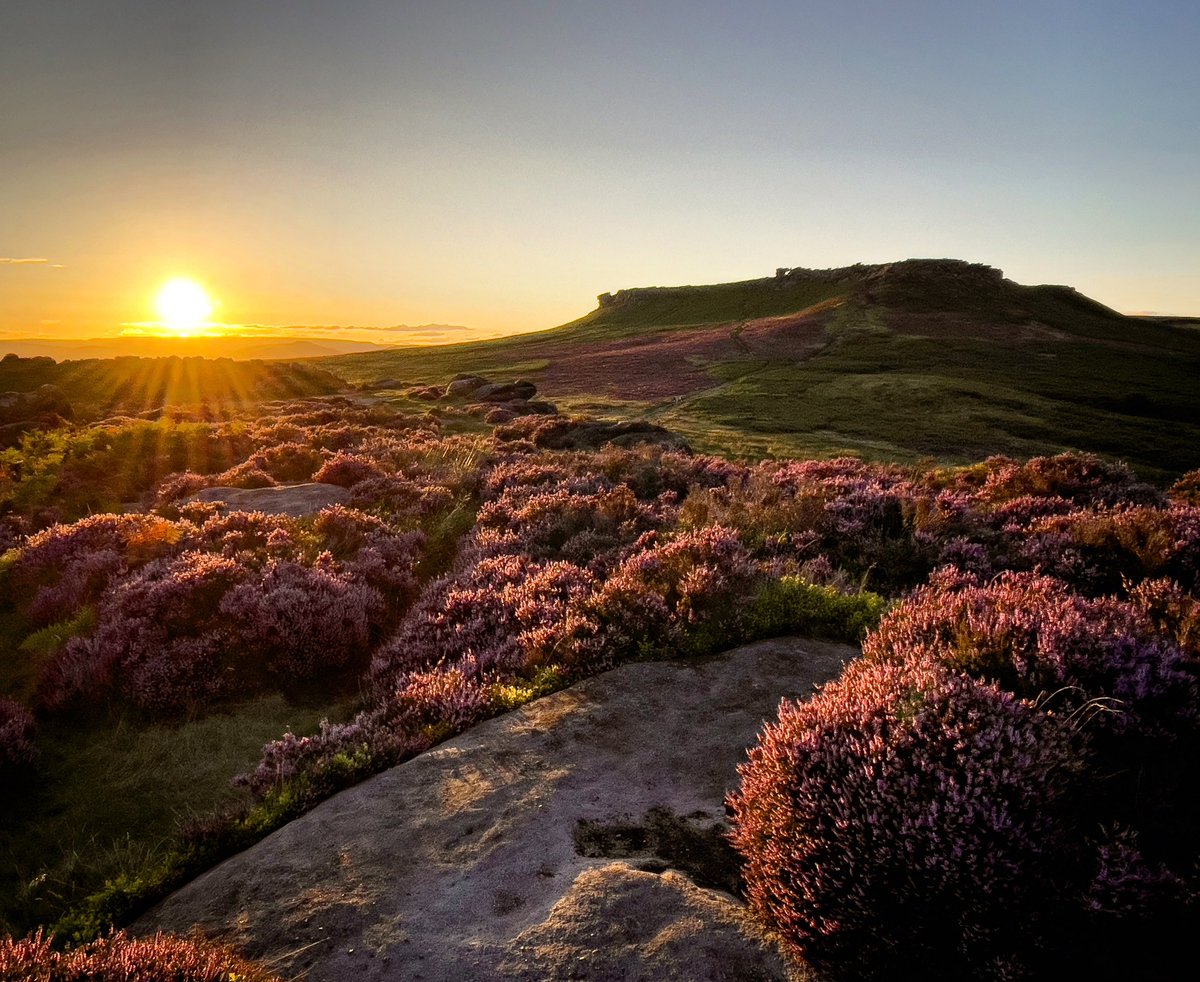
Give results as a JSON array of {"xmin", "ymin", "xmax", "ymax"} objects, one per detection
[{"xmin": 154, "ymin": 278, "xmax": 214, "ymax": 336}]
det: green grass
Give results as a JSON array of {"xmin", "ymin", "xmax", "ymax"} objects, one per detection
[{"xmin": 0, "ymin": 694, "xmax": 351, "ymax": 935}]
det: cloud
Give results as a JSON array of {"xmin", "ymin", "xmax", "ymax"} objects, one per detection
[{"xmin": 0, "ymin": 257, "xmax": 63, "ymax": 267}]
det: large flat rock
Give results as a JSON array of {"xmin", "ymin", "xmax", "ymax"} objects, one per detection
[{"xmin": 138, "ymin": 638, "xmax": 853, "ymax": 980}]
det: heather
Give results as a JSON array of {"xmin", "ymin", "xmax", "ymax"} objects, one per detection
[
  {"xmin": 0, "ymin": 928, "xmax": 280, "ymax": 981},
  {"xmin": 3, "ymin": 388, "xmax": 1198, "ymax": 977},
  {"xmin": 729, "ymin": 461, "xmax": 1200, "ymax": 977}
]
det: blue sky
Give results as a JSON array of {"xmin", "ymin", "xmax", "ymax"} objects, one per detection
[{"xmin": 2, "ymin": 0, "xmax": 1197, "ymax": 338}]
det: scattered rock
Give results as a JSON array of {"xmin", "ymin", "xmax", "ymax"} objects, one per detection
[
  {"xmin": 188, "ymin": 482, "xmax": 352, "ymax": 517},
  {"xmin": 408, "ymin": 385, "xmax": 445, "ymax": 401},
  {"xmin": 138, "ymin": 637, "xmax": 848, "ymax": 980},
  {"xmin": 364, "ymin": 378, "xmax": 405, "ymax": 391},
  {"xmin": 445, "ymin": 375, "xmax": 489, "ymax": 398},
  {"xmin": 486, "ymin": 408, "xmax": 519, "ymax": 425},
  {"xmin": 474, "ymin": 380, "xmax": 538, "ymax": 403}
]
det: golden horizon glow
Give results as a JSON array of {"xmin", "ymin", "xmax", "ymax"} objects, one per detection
[{"xmin": 154, "ymin": 278, "xmax": 215, "ymax": 336}]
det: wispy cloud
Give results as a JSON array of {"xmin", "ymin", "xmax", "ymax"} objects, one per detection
[{"xmin": 0, "ymin": 257, "xmax": 64, "ymax": 268}]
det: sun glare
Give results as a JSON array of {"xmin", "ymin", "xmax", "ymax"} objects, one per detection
[{"xmin": 155, "ymin": 278, "xmax": 214, "ymax": 335}]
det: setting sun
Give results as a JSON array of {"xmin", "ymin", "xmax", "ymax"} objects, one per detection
[{"xmin": 155, "ymin": 278, "xmax": 214, "ymax": 335}]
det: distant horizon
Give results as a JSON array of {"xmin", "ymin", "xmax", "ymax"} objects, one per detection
[{"xmin": 3, "ymin": 258, "xmax": 1199, "ymax": 355}]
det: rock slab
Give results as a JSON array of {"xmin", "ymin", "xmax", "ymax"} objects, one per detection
[{"xmin": 138, "ymin": 638, "xmax": 853, "ymax": 981}]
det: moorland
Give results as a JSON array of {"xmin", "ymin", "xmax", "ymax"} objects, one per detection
[{"xmin": 1, "ymin": 260, "xmax": 1198, "ymax": 980}]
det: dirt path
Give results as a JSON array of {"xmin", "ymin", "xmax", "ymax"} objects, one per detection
[{"xmin": 137, "ymin": 637, "xmax": 853, "ymax": 981}]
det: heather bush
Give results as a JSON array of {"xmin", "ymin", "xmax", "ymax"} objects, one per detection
[
  {"xmin": 0, "ymin": 928, "xmax": 280, "ymax": 981},
  {"xmin": 0, "ymin": 698, "xmax": 37, "ymax": 773},
  {"xmin": 933, "ymin": 452, "xmax": 1162, "ymax": 508},
  {"xmin": 372, "ymin": 555, "xmax": 596, "ymax": 682},
  {"xmin": 248, "ymin": 440, "xmax": 326, "ymax": 482},
  {"xmin": 151, "ymin": 470, "xmax": 212, "ymax": 508},
  {"xmin": 313, "ymin": 450, "xmax": 386, "ymax": 487},
  {"xmin": 474, "ymin": 483, "xmax": 670, "ymax": 568},
  {"xmin": 561, "ymin": 525, "xmax": 759, "ymax": 667},
  {"xmin": 1170, "ymin": 468, "xmax": 1200, "ymax": 506},
  {"xmin": 13, "ymin": 514, "xmax": 184, "ymax": 625},
  {"xmin": 212, "ymin": 460, "xmax": 277, "ymax": 489},
  {"xmin": 728, "ymin": 655, "xmax": 1085, "ymax": 979},
  {"xmin": 863, "ymin": 570, "xmax": 1198, "ymax": 737},
  {"xmin": 1022, "ymin": 504, "xmax": 1200, "ymax": 595},
  {"xmin": 39, "ymin": 551, "xmax": 250, "ymax": 713},
  {"xmin": 221, "ymin": 558, "xmax": 383, "ymax": 679}
]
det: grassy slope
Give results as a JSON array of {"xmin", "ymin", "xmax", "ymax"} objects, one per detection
[{"xmin": 318, "ymin": 263, "xmax": 1200, "ymax": 480}]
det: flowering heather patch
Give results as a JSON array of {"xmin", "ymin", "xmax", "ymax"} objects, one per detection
[
  {"xmin": 221, "ymin": 558, "xmax": 383, "ymax": 678},
  {"xmin": 0, "ymin": 928, "xmax": 281, "ymax": 981},
  {"xmin": 565, "ymin": 525, "xmax": 759, "ymax": 666},
  {"xmin": 212, "ymin": 460, "xmax": 277, "ymax": 489},
  {"xmin": 1170, "ymin": 469, "xmax": 1200, "ymax": 506},
  {"xmin": 1023, "ymin": 504, "xmax": 1200, "ymax": 595},
  {"xmin": 475, "ymin": 483, "xmax": 671, "ymax": 568},
  {"xmin": 931, "ymin": 452, "xmax": 1162, "ymax": 508},
  {"xmin": 728, "ymin": 656, "xmax": 1084, "ymax": 979},
  {"xmin": 313, "ymin": 450, "xmax": 386, "ymax": 487},
  {"xmin": 0, "ymin": 698, "xmax": 37, "ymax": 772},
  {"xmin": 13, "ymin": 514, "xmax": 184, "ymax": 624},
  {"xmin": 1128, "ymin": 577, "xmax": 1200, "ymax": 655},
  {"xmin": 372, "ymin": 555, "xmax": 596, "ymax": 682},
  {"xmin": 863, "ymin": 570, "xmax": 1198, "ymax": 736},
  {"xmin": 152, "ymin": 470, "xmax": 213, "ymax": 507},
  {"xmin": 247, "ymin": 441, "xmax": 327, "ymax": 482}
]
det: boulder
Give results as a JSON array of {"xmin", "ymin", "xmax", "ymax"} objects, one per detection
[
  {"xmin": 187, "ymin": 482, "xmax": 352, "ymax": 517},
  {"xmin": 138, "ymin": 637, "xmax": 844, "ymax": 980},
  {"xmin": 445, "ymin": 375, "xmax": 489, "ymax": 398},
  {"xmin": 474, "ymin": 380, "xmax": 538, "ymax": 402}
]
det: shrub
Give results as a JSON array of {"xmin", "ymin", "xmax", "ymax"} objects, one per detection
[
  {"xmin": 221, "ymin": 558, "xmax": 383, "ymax": 679},
  {"xmin": 728, "ymin": 656, "xmax": 1085, "ymax": 979},
  {"xmin": 0, "ymin": 928, "xmax": 281, "ymax": 981},
  {"xmin": 212, "ymin": 460, "xmax": 277, "ymax": 488},
  {"xmin": 0, "ymin": 698, "xmax": 37, "ymax": 772},
  {"xmin": 563, "ymin": 525, "xmax": 759, "ymax": 667},
  {"xmin": 863, "ymin": 570, "xmax": 1199, "ymax": 738},
  {"xmin": 313, "ymin": 451, "xmax": 386, "ymax": 487},
  {"xmin": 1022, "ymin": 504, "xmax": 1200, "ymax": 595},
  {"xmin": 744, "ymin": 577, "xmax": 886, "ymax": 644}
]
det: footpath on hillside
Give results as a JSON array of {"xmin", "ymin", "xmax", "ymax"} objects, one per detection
[{"xmin": 137, "ymin": 637, "xmax": 852, "ymax": 982}]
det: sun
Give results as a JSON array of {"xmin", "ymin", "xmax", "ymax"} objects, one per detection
[{"xmin": 155, "ymin": 278, "xmax": 214, "ymax": 335}]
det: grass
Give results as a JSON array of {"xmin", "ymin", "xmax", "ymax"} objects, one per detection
[{"xmin": 0, "ymin": 694, "xmax": 351, "ymax": 935}]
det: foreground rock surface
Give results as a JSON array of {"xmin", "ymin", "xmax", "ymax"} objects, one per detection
[{"xmin": 139, "ymin": 637, "xmax": 852, "ymax": 981}]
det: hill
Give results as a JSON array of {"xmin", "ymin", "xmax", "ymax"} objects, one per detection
[
  {"xmin": 317, "ymin": 259, "xmax": 1200, "ymax": 480},
  {"xmin": 0, "ymin": 354, "xmax": 344, "ymax": 422}
]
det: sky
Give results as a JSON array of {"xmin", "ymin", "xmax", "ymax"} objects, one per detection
[{"xmin": 2, "ymin": 0, "xmax": 1198, "ymax": 343}]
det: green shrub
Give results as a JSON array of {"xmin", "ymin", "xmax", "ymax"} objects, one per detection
[{"xmin": 745, "ymin": 577, "xmax": 886, "ymax": 644}]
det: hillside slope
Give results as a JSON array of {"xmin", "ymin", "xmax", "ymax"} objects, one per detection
[{"xmin": 318, "ymin": 260, "xmax": 1200, "ymax": 478}]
